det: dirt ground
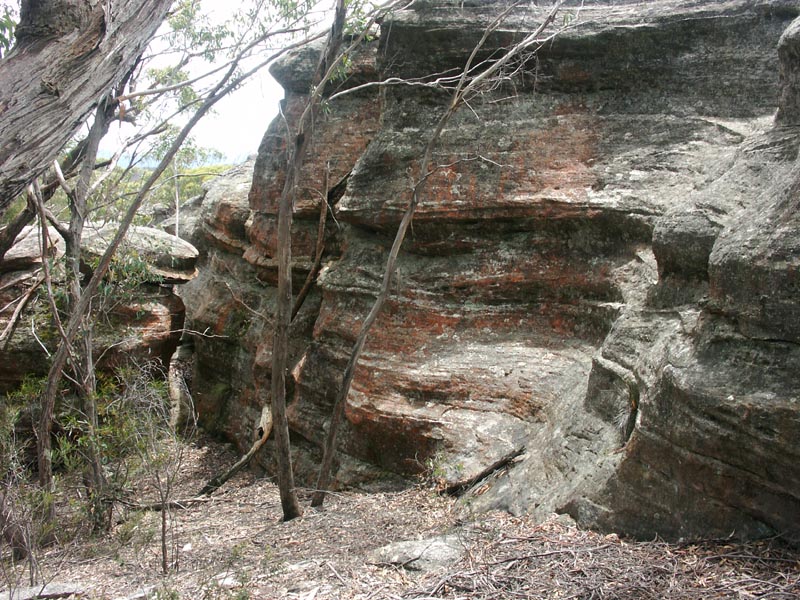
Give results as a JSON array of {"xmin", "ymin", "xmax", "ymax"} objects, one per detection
[{"xmin": 2, "ymin": 437, "xmax": 799, "ymax": 599}]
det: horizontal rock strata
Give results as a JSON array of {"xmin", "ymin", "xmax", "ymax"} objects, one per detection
[
  {"xmin": 0, "ymin": 223, "xmax": 194, "ymax": 392},
  {"xmin": 181, "ymin": 0, "xmax": 800, "ymax": 541}
]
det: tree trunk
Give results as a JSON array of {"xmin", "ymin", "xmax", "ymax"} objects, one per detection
[
  {"xmin": 270, "ymin": 183, "xmax": 303, "ymax": 519},
  {"xmin": 0, "ymin": 0, "xmax": 173, "ymax": 215},
  {"xmin": 0, "ymin": 130, "xmax": 109, "ymax": 262},
  {"xmin": 36, "ymin": 97, "xmax": 109, "ymax": 495},
  {"xmin": 268, "ymin": 0, "xmax": 347, "ymax": 521},
  {"xmin": 0, "ymin": 196, "xmax": 36, "ymax": 262}
]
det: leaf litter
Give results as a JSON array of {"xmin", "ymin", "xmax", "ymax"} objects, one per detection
[{"xmin": 2, "ymin": 437, "xmax": 798, "ymax": 599}]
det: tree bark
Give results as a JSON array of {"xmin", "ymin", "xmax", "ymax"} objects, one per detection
[
  {"xmin": 0, "ymin": 0, "xmax": 173, "ymax": 215},
  {"xmin": 0, "ymin": 129, "xmax": 109, "ymax": 262},
  {"xmin": 268, "ymin": 0, "xmax": 347, "ymax": 522},
  {"xmin": 0, "ymin": 195, "xmax": 36, "ymax": 262}
]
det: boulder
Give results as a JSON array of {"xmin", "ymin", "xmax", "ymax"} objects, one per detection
[
  {"xmin": 5, "ymin": 583, "xmax": 84, "ymax": 600},
  {"xmin": 80, "ymin": 222, "xmax": 199, "ymax": 284},
  {"xmin": 0, "ymin": 223, "xmax": 196, "ymax": 393},
  {"xmin": 370, "ymin": 535, "xmax": 463, "ymax": 572},
  {"xmin": 0, "ymin": 225, "xmax": 65, "ymax": 272}
]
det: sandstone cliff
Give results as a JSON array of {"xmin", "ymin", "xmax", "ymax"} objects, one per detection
[{"xmin": 181, "ymin": 0, "xmax": 800, "ymax": 542}]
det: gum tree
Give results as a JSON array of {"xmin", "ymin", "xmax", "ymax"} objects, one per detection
[
  {"xmin": 0, "ymin": 0, "xmax": 174, "ymax": 214},
  {"xmin": 0, "ymin": 0, "xmax": 328, "ymax": 534}
]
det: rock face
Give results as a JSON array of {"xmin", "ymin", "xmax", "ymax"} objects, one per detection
[
  {"xmin": 0, "ymin": 224, "xmax": 196, "ymax": 392},
  {"xmin": 182, "ymin": 0, "xmax": 800, "ymax": 542}
]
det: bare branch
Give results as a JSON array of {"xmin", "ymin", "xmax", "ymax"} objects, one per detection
[
  {"xmin": 116, "ymin": 26, "xmax": 311, "ymax": 103},
  {"xmin": 30, "ymin": 181, "xmax": 69, "ymax": 349},
  {"xmin": 0, "ymin": 274, "xmax": 44, "ymax": 348},
  {"xmin": 311, "ymin": 0, "xmax": 566, "ymax": 508}
]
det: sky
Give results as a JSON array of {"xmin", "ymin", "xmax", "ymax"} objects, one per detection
[
  {"xmin": 189, "ymin": 0, "xmax": 338, "ymax": 162},
  {"xmin": 102, "ymin": 0, "xmax": 295, "ymax": 165},
  {"xmin": 191, "ymin": 70, "xmax": 284, "ymax": 163},
  {"xmin": 101, "ymin": 67, "xmax": 285, "ymax": 165},
  {"xmin": 3, "ymin": 0, "xmax": 331, "ymax": 164}
]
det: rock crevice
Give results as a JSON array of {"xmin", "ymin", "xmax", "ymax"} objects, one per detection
[{"xmin": 180, "ymin": 0, "xmax": 800, "ymax": 542}]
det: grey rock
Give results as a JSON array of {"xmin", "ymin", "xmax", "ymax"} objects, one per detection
[
  {"xmin": 777, "ymin": 16, "xmax": 800, "ymax": 124},
  {"xmin": 183, "ymin": 0, "xmax": 800, "ymax": 543},
  {"xmin": 81, "ymin": 222, "xmax": 199, "ymax": 284},
  {"xmin": 5, "ymin": 582, "xmax": 83, "ymax": 600},
  {"xmin": 0, "ymin": 226, "xmax": 65, "ymax": 273},
  {"xmin": 370, "ymin": 535, "xmax": 464, "ymax": 572},
  {"xmin": 708, "ymin": 166, "xmax": 800, "ymax": 344},
  {"xmin": 113, "ymin": 585, "xmax": 156, "ymax": 600}
]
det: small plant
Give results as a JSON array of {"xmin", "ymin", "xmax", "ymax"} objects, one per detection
[
  {"xmin": 0, "ymin": 389, "xmax": 50, "ymax": 589},
  {"xmin": 155, "ymin": 586, "xmax": 180, "ymax": 600},
  {"xmin": 419, "ymin": 447, "xmax": 468, "ymax": 494}
]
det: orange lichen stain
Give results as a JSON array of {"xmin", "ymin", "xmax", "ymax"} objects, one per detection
[
  {"xmin": 252, "ymin": 95, "xmax": 380, "ymax": 217},
  {"xmin": 213, "ymin": 302, "xmax": 235, "ymax": 336},
  {"xmin": 492, "ymin": 115, "xmax": 600, "ymax": 206},
  {"xmin": 548, "ymin": 313, "xmax": 567, "ymax": 334},
  {"xmin": 506, "ymin": 395, "xmax": 545, "ymax": 421},
  {"xmin": 364, "ymin": 301, "xmax": 462, "ymax": 356}
]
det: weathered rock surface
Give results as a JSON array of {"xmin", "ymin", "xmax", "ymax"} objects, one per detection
[
  {"xmin": 81, "ymin": 222, "xmax": 199, "ymax": 284},
  {"xmin": 4, "ymin": 582, "xmax": 84, "ymax": 600},
  {"xmin": 0, "ymin": 224, "xmax": 195, "ymax": 392},
  {"xmin": 370, "ymin": 535, "xmax": 464, "ymax": 572},
  {"xmin": 181, "ymin": 0, "xmax": 800, "ymax": 542}
]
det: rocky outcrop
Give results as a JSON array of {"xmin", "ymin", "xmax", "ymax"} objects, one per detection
[
  {"xmin": 182, "ymin": 0, "xmax": 800, "ymax": 542},
  {"xmin": 0, "ymin": 223, "xmax": 196, "ymax": 392}
]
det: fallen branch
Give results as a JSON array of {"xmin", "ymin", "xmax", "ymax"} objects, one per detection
[
  {"xmin": 198, "ymin": 409, "xmax": 273, "ymax": 496},
  {"xmin": 113, "ymin": 495, "xmax": 215, "ymax": 512},
  {"xmin": 443, "ymin": 446, "xmax": 525, "ymax": 497},
  {"xmin": 0, "ymin": 272, "xmax": 44, "ymax": 348}
]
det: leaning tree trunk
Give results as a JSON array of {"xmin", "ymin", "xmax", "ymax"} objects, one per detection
[
  {"xmin": 0, "ymin": 0, "xmax": 173, "ymax": 215},
  {"xmin": 268, "ymin": 0, "xmax": 347, "ymax": 522}
]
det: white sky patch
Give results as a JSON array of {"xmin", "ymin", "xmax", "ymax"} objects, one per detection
[
  {"xmin": 187, "ymin": 0, "xmax": 290, "ymax": 162},
  {"xmin": 98, "ymin": 0, "xmax": 321, "ymax": 165},
  {"xmin": 190, "ymin": 68, "xmax": 284, "ymax": 163}
]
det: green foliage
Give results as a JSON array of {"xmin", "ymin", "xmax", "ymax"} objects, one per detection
[
  {"xmin": 167, "ymin": 0, "xmax": 229, "ymax": 62},
  {"xmin": 273, "ymin": 0, "xmax": 316, "ymax": 26},
  {"xmin": 343, "ymin": 0, "xmax": 376, "ymax": 39},
  {"xmin": 0, "ymin": 1, "xmax": 16, "ymax": 59},
  {"xmin": 177, "ymin": 163, "xmax": 229, "ymax": 198},
  {"xmin": 1, "ymin": 361, "xmax": 178, "ymax": 534},
  {"xmin": 114, "ymin": 509, "xmax": 144, "ymax": 546},
  {"xmin": 155, "ymin": 587, "xmax": 180, "ymax": 600},
  {"xmin": 422, "ymin": 450, "xmax": 464, "ymax": 491},
  {"xmin": 94, "ymin": 245, "xmax": 160, "ymax": 314},
  {"xmin": 106, "ymin": 247, "xmax": 154, "ymax": 287},
  {"xmin": 0, "ymin": 378, "xmax": 37, "ymax": 478},
  {"xmin": 0, "ymin": 193, "xmax": 25, "ymax": 225},
  {"xmin": 149, "ymin": 125, "xmax": 224, "ymax": 168},
  {"xmin": 146, "ymin": 66, "xmax": 199, "ymax": 106}
]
